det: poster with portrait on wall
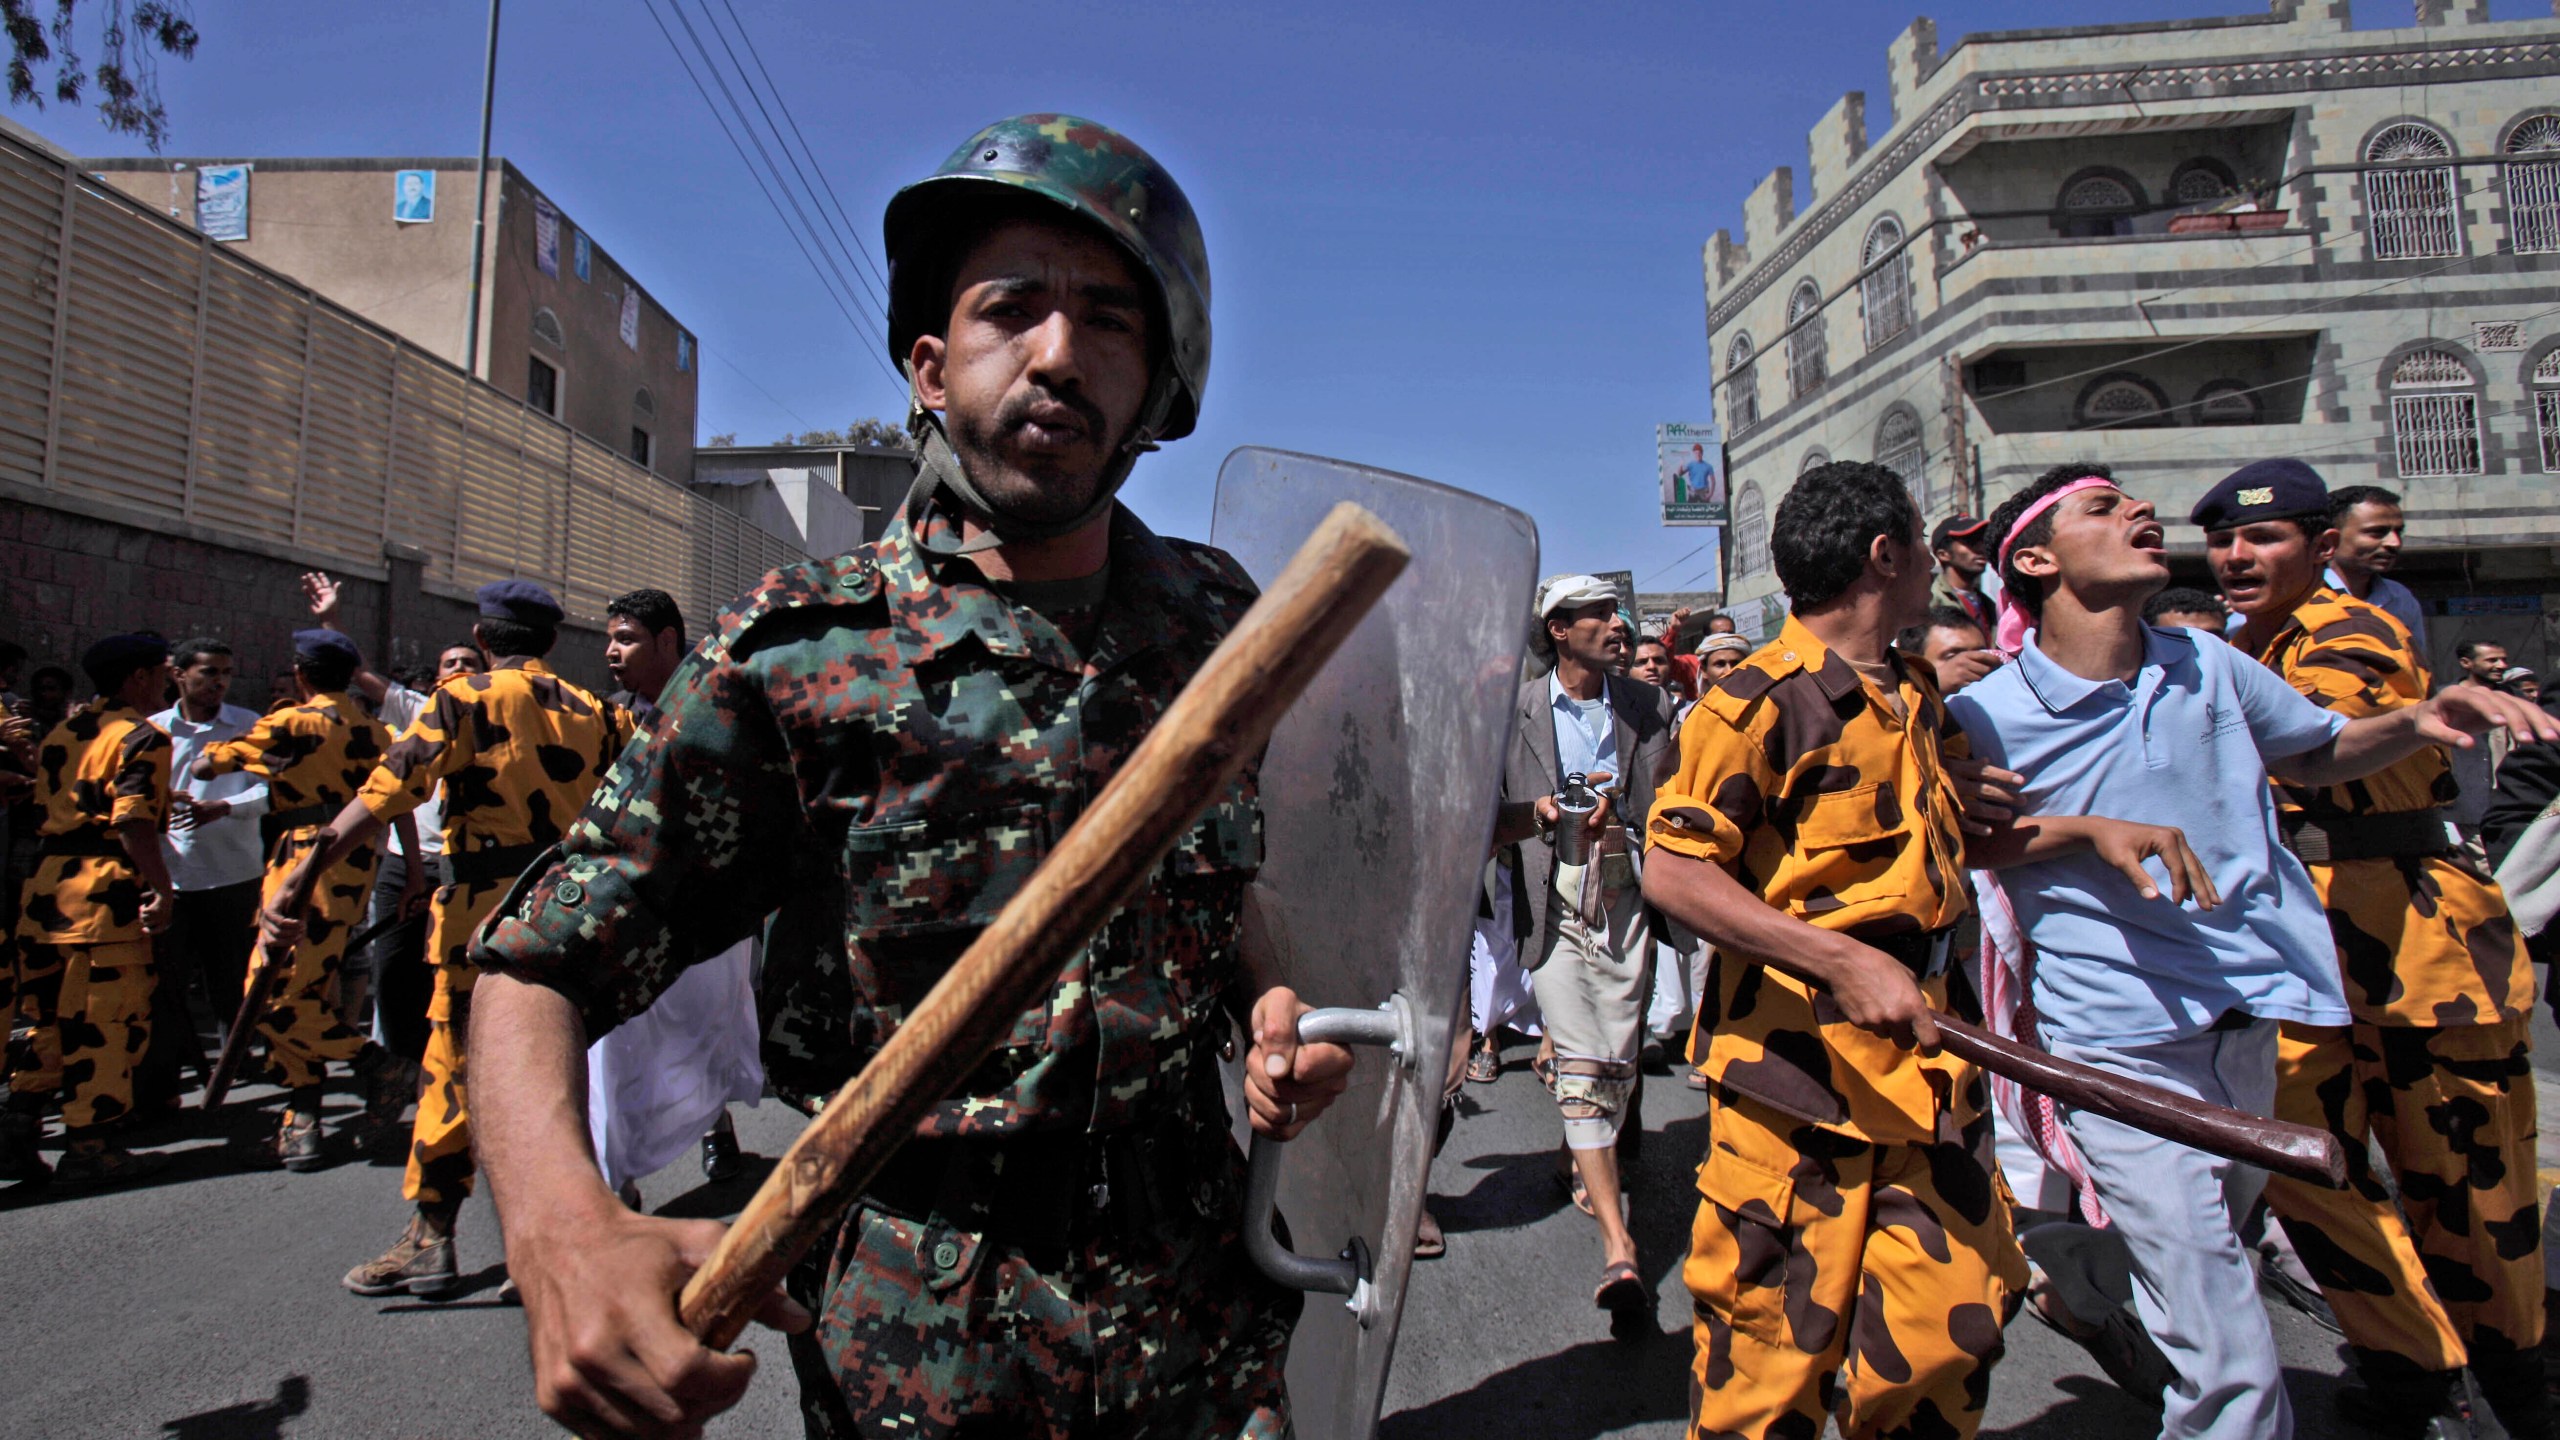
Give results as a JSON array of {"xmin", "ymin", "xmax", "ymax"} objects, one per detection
[
  {"xmin": 393, "ymin": 169, "xmax": 436, "ymax": 224},
  {"xmin": 1658, "ymin": 421, "xmax": 1727, "ymax": 525},
  {"xmin": 619, "ymin": 287, "xmax": 640, "ymax": 350},
  {"xmin": 194, "ymin": 164, "xmax": 249, "ymax": 242},
  {"xmin": 574, "ymin": 230, "xmax": 592, "ymax": 282},
  {"xmin": 535, "ymin": 195, "xmax": 560, "ymax": 277}
]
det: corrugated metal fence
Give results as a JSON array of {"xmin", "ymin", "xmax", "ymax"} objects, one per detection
[{"xmin": 0, "ymin": 131, "xmax": 799, "ymax": 631}]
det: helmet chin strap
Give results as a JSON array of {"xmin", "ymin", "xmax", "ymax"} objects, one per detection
[{"xmin": 902, "ymin": 360, "xmax": 1169, "ymax": 559}]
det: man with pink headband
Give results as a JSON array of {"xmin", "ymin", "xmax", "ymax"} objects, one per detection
[{"xmin": 1940, "ymin": 461, "xmax": 2556, "ymax": 1440}]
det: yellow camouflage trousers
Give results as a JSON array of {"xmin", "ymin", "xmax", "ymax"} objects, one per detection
[
  {"xmin": 2264, "ymin": 1018, "xmax": 2544, "ymax": 1378},
  {"xmin": 6, "ymin": 939, "xmax": 154, "ymax": 1131},
  {"xmin": 251, "ymin": 833, "xmax": 380, "ymax": 1091},
  {"xmin": 1686, "ymin": 1090, "xmax": 2026, "ymax": 1440},
  {"xmin": 403, "ymin": 878, "xmax": 503, "ymax": 1207}
]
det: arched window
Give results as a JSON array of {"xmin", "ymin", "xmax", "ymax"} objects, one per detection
[
  {"xmin": 2531, "ymin": 348, "xmax": 2559, "ymax": 472},
  {"xmin": 2169, "ymin": 158, "xmax": 2239, "ymax": 208},
  {"xmin": 1873, "ymin": 407, "xmax": 1926, "ymax": 509},
  {"xmin": 2056, "ymin": 170, "xmax": 2140, "ymax": 238},
  {"xmin": 2389, "ymin": 347, "xmax": 2482, "ymax": 476},
  {"xmin": 2505, "ymin": 114, "xmax": 2560, "ymax": 255},
  {"xmin": 1733, "ymin": 482, "xmax": 1769, "ymax": 579},
  {"xmin": 1799, "ymin": 448, "xmax": 1831, "ymax": 475},
  {"xmin": 1860, "ymin": 217, "xmax": 1913, "ymax": 351},
  {"xmin": 2364, "ymin": 123, "xmax": 2463, "ymax": 260},
  {"xmin": 530, "ymin": 306, "xmax": 566, "ymax": 349},
  {"xmin": 633, "ymin": 386, "xmax": 657, "ymax": 418},
  {"xmin": 1785, "ymin": 280, "xmax": 1826, "ymax": 401},
  {"xmin": 1725, "ymin": 333, "xmax": 1761, "ymax": 435},
  {"xmin": 2192, "ymin": 380, "xmax": 2261, "ymax": 425},
  {"xmin": 2075, "ymin": 373, "xmax": 2173, "ymax": 430}
]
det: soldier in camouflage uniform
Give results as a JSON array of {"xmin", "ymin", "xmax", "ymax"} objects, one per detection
[
  {"xmin": 467, "ymin": 115, "xmax": 1356, "ymax": 1440},
  {"xmin": 0, "ymin": 634, "xmax": 179, "ymax": 1189},
  {"xmin": 192, "ymin": 628, "xmax": 415, "ymax": 1172},
  {"xmin": 260, "ymin": 582, "xmax": 632, "ymax": 1297},
  {"xmin": 2205, "ymin": 458, "xmax": 2560, "ymax": 1440}
]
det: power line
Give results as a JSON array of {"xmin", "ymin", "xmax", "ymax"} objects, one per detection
[
  {"xmin": 703, "ymin": 340, "xmax": 817, "ymax": 435},
  {"xmin": 708, "ymin": 0, "xmax": 893, "ymax": 304},
  {"xmin": 637, "ymin": 0, "xmax": 903, "ymax": 398},
  {"xmin": 656, "ymin": 0, "xmax": 889, "ymax": 346}
]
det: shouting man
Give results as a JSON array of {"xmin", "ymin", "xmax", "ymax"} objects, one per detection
[{"xmin": 468, "ymin": 116, "xmax": 1356, "ymax": 1439}]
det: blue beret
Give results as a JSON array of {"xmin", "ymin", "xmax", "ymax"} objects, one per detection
[
  {"xmin": 2189, "ymin": 458, "xmax": 2332, "ymax": 532},
  {"xmin": 291, "ymin": 628, "xmax": 361, "ymax": 669},
  {"xmin": 477, "ymin": 579, "xmax": 563, "ymax": 624}
]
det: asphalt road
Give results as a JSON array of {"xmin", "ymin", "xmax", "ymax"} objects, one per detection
[{"xmin": 7, "ymin": 1014, "xmax": 2556, "ymax": 1439}]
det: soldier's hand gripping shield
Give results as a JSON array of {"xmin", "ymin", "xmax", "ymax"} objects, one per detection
[{"xmin": 1210, "ymin": 448, "xmax": 1538, "ymax": 1440}]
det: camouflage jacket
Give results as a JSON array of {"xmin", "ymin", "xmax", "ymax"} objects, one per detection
[
  {"xmin": 1646, "ymin": 616, "xmax": 1981, "ymax": 1146},
  {"xmin": 476, "ymin": 505, "xmax": 1265, "ymax": 1137},
  {"xmin": 16, "ymin": 702, "xmax": 172, "ymax": 945},
  {"xmin": 2252, "ymin": 586, "xmax": 2530, "ymax": 1026}
]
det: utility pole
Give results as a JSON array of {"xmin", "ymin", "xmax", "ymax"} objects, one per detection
[
  {"xmin": 461, "ymin": 0, "xmax": 501, "ymax": 379},
  {"xmin": 1940, "ymin": 354, "xmax": 1971, "ymax": 516}
]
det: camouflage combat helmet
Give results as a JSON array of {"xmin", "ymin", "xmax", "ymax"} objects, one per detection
[{"xmin": 883, "ymin": 114, "xmax": 1211, "ymax": 549}]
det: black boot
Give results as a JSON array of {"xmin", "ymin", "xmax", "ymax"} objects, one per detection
[
  {"xmin": 2470, "ymin": 1340, "xmax": 2555, "ymax": 1440},
  {"xmin": 2336, "ymin": 1353, "xmax": 2470, "ymax": 1439}
]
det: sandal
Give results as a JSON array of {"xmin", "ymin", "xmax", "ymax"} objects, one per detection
[
  {"xmin": 1570, "ymin": 1169, "xmax": 1593, "ymax": 1217},
  {"xmin": 1531, "ymin": 1054, "xmax": 1557, "ymax": 1092},
  {"xmin": 1594, "ymin": 1260, "xmax": 1645, "ymax": 1314},
  {"xmin": 1465, "ymin": 1045, "xmax": 1501, "ymax": 1085},
  {"xmin": 1414, "ymin": 1207, "xmax": 1446, "ymax": 1260}
]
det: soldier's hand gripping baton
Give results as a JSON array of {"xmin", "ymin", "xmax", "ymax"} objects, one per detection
[
  {"xmin": 674, "ymin": 501, "xmax": 1413, "ymax": 1351},
  {"xmin": 1752, "ymin": 948, "xmax": 2347, "ymax": 1189}
]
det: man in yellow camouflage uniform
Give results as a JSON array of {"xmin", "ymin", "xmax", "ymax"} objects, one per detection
[
  {"xmin": 195, "ymin": 628, "xmax": 415, "ymax": 1171},
  {"xmin": 263, "ymin": 581, "xmax": 631, "ymax": 1296},
  {"xmin": 0, "ymin": 634, "xmax": 179, "ymax": 1189},
  {"xmin": 1643, "ymin": 463, "xmax": 2032, "ymax": 1440},
  {"xmin": 2206, "ymin": 457, "xmax": 2553, "ymax": 1440}
]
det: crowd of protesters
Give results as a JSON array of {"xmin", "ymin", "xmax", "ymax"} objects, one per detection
[
  {"xmin": 9, "ymin": 450, "xmax": 2560, "ymax": 1440},
  {"xmin": 0, "ymin": 573, "xmax": 759, "ymax": 1299},
  {"xmin": 1449, "ymin": 458, "xmax": 2560, "ymax": 1440}
]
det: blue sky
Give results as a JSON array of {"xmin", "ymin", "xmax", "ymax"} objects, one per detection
[{"xmin": 14, "ymin": 0, "xmax": 2548, "ymax": 591}]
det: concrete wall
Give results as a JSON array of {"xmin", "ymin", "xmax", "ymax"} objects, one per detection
[
  {"xmin": 0, "ymin": 494, "xmax": 612, "ymax": 702},
  {"xmin": 696, "ymin": 445, "xmax": 917, "ymax": 547},
  {"xmin": 691, "ymin": 469, "xmax": 869, "ymax": 560},
  {"xmin": 87, "ymin": 157, "xmax": 698, "ymax": 482}
]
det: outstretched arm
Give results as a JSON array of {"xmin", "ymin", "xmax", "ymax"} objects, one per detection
[{"xmin": 2276, "ymin": 686, "xmax": 2560, "ymax": 789}]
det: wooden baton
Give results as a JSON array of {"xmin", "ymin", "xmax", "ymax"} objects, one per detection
[
  {"xmin": 1744, "ymin": 948, "xmax": 2346, "ymax": 1189},
  {"xmin": 201, "ymin": 942, "xmax": 289, "ymax": 1110},
  {"xmin": 1932, "ymin": 1014, "xmax": 2345, "ymax": 1188},
  {"xmin": 675, "ymin": 500, "xmax": 1412, "ymax": 1349}
]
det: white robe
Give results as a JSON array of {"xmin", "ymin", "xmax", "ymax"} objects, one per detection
[{"xmin": 586, "ymin": 937, "xmax": 764, "ymax": 1193}]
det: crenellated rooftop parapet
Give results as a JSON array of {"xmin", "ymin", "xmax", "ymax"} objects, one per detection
[{"xmin": 1807, "ymin": 93, "xmax": 1870, "ymax": 205}]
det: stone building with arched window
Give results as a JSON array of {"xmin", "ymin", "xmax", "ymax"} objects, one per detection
[{"xmin": 1701, "ymin": 1, "xmax": 2560, "ymax": 665}]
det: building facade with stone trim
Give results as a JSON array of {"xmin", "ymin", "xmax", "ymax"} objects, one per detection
[{"xmin": 1703, "ymin": 0, "xmax": 2560, "ymax": 673}]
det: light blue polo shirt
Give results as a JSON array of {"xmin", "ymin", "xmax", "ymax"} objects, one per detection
[{"xmin": 1946, "ymin": 624, "xmax": 2353, "ymax": 1048}]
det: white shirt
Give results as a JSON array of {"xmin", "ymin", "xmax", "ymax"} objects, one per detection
[
  {"xmin": 152, "ymin": 701, "xmax": 270, "ymax": 892},
  {"xmin": 377, "ymin": 682, "xmax": 446, "ymax": 858}
]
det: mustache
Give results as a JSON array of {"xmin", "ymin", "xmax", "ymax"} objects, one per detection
[{"xmin": 996, "ymin": 385, "xmax": 1108, "ymax": 442}]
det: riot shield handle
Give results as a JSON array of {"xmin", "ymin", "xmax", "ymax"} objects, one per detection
[{"xmin": 1243, "ymin": 995, "xmax": 1416, "ymax": 1327}]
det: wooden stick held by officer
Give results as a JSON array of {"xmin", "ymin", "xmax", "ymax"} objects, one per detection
[{"xmin": 467, "ymin": 116, "xmax": 1365, "ymax": 1440}]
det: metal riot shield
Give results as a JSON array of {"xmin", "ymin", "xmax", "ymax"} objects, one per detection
[{"xmin": 1210, "ymin": 447, "xmax": 1538, "ymax": 1440}]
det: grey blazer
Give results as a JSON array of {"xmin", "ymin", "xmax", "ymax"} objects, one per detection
[{"xmin": 1497, "ymin": 671, "xmax": 1680, "ymax": 967}]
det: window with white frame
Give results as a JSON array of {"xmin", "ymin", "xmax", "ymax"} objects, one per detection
[
  {"xmin": 2505, "ymin": 115, "xmax": 2560, "ymax": 255},
  {"xmin": 2170, "ymin": 158, "xmax": 2239, "ymax": 208},
  {"xmin": 2192, "ymin": 380, "xmax": 2262, "ymax": 425},
  {"xmin": 2534, "ymin": 349, "xmax": 2560, "ymax": 472},
  {"xmin": 1786, "ymin": 281, "xmax": 1826, "ymax": 401},
  {"xmin": 2057, "ymin": 172, "xmax": 2139, "ymax": 238},
  {"xmin": 531, "ymin": 306, "xmax": 566, "ymax": 350},
  {"xmin": 2389, "ymin": 347, "xmax": 2482, "ymax": 476},
  {"xmin": 1733, "ymin": 482, "xmax": 1768, "ymax": 578},
  {"xmin": 1860, "ymin": 217, "xmax": 1912, "ymax": 351},
  {"xmin": 1725, "ymin": 333, "xmax": 1761, "ymax": 434},
  {"xmin": 2076, "ymin": 374, "xmax": 2173, "ymax": 430},
  {"xmin": 1873, "ymin": 407, "xmax": 1926, "ymax": 510},
  {"xmin": 2364, "ymin": 123, "xmax": 2464, "ymax": 260},
  {"xmin": 1799, "ymin": 448, "xmax": 1830, "ymax": 475}
]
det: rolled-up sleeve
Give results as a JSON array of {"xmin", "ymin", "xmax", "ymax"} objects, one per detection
[
  {"xmin": 1646, "ymin": 704, "xmax": 1766, "ymax": 867},
  {"xmin": 472, "ymin": 645, "xmax": 813, "ymax": 1039}
]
